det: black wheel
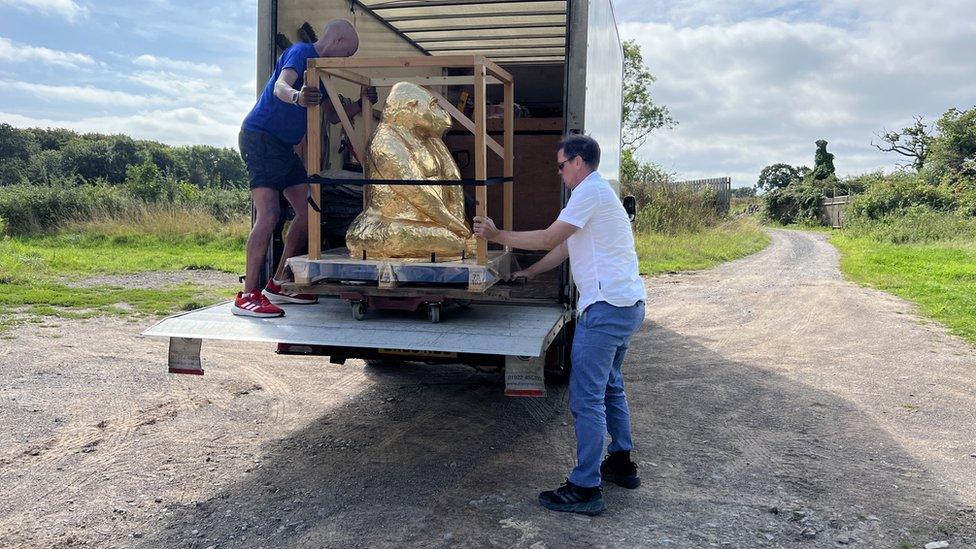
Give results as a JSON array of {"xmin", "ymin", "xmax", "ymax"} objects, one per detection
[
  {"xmin": 427, "ymin": 303, "xmax": 441, "ymax": 323},
  {"xmin": 351, "ymin": 301, "xmax": 367, "ymax": 321}
]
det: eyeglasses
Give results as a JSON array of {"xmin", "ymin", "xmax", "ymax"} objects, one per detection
[{"xmin": 557, "ymin": 155, "xmax": 579, "ymax": 171}]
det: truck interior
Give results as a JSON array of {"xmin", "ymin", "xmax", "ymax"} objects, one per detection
[{"xmin": 266, "ymin": 0, "xmax": 575, "ymax": 304}]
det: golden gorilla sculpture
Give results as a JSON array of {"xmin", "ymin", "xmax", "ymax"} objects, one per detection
[{"xmin": 345, "ymin": 81, "xmax": 474, "ymax": 260}]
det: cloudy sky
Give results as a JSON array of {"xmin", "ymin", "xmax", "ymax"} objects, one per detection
[{"xmin": 1, "ymin": 0, "xmax": 974, "ymax": 188}]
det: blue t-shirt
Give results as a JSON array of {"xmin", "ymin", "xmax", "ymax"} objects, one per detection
[{"xmin": 242, "ymin": 43, "xmax": 322, "ymax": 145}]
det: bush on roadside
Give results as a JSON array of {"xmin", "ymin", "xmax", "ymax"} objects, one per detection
[
  {"xmin": 761, "ymin": 178, "xmax": 828, "ymax": 224},
  {"xmin": 633, "ymin": 185, "xmax": 721, "ymax": 235},
  {"xmin": 845, "ymin": 204, "xmax": 976, "ymax": 244},
  {"xmin": 125, "ymin": 160, "xmax": 179, "ymax": 202},
  {"xmin": 848, "ymin": 172, "xmax": 957, "ymax": 220},
  {"xmin": 0, "ymin": 182, "xmax": 137, "ymax": 235},
  {"xmin": 0, "ymin": 180, "xmax": 249, "ymax": 236}
]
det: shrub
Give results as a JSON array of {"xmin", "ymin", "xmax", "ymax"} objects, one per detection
[
  {"xmin": 845, "ymin": 205, "xmax": 976, "ymax": 244},
  {"xmin": 191, "ymin": 186, "xmax": 249, "ymax": 221},
  {"xmin": 0, "ymin": 182, "xmax": 137, "ymax": 235},
  {"xmin": 621, "ymin": 161, "xmax": 675, "ymax": 208},
  {"xmin": 0, "ymin": 181, "xmax": 249, "ymax": 236},
  {"xmin": 177, "ymin": 181, "xmax": 201, "ymax": 203},
  {"xmin": 125, "ymin": 160, "xmax": 178, "ymax": 202},
  {"xmin": 762, "ymin": 179, "xmax": 828, "ymax": 224},
  {"xmin": 633, "ymin": 185, "xmax": 721, "ymax": 235},
  {"xmin": 848, "ymin": 172, "xmax": 957, "ymax": 219}
]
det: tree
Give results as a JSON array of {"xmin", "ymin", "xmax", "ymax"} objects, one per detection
[
  {"xmin": 756, "ymin": 163, "xmax": 805, "ymax": 192},
  {"xmin": 925, "ymin": 106, "xmax": 976, "ymax": 181},
  {"xmin": 871, "ymin": 115, "xmax": 932, "ymax": 171},
  {"xmin": 811, "ymin": 139, "xmax": 836, "ymax": 181},
  {"xmin": 622, "ymin": 40, "xmax": 675, "ymax": 150},
  {"xmin": 59, "ymin": 139, "xmax": 112, "ymax": 183},
  {"xmin": 125, "ymin": 159, "xmax": 169, "ymax": 201},
  {"xmin": 731, "ymin": 186, "xmax": 756, "ymax": 198},
  {"xmin": 25, "ymin": 127, "xmax": 75, "ymax": 151},
  {"xmin": 0, "ymin": 123, "xmax": 38, "ymax": 159}
]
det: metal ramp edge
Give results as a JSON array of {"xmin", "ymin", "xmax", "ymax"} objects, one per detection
[{"xmin": 142, "ymin": 298, "xmax": 569, "ymax": 358}]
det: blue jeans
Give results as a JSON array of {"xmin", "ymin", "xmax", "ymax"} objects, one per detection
[{"xmin": 568, "ymin": 300, "xmax": 645, "ymax": 488}]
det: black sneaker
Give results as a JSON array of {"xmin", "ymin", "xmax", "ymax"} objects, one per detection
[
  {"xmin": 538, "ymin": 480, "xmax": 605, "ymax": 516},
  {"xmin": 600, "ymin": 451, "xmax": 640, "ymax": 489}
]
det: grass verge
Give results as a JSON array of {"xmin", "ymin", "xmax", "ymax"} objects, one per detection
[
  {"xmin": 635, "ymin": 217, "xmax": 771, "ymax": 275},
  {"xmin": 0, "ymin": 213, "xmax": 248, "ymax": 332},
  {"xmin": 830, "ymin": 234, "xmax": 976, "ymax": 344}
]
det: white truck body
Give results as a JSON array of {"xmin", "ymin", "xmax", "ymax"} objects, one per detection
[{"xmin": 144, "ymin": 0, "xmax": 624, "ymax": 395}]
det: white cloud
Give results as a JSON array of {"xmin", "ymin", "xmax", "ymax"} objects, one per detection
[
  {"xmin": 132, "ymin": 54, "xmax": 221, "ymax": 75},
  {"xmin": 126, "ymin": 70, "xmax": 253, "ymax": 124},
  {"xmin": 0, "ymin": 0, "xmax": 257, "ymax": 150},
  {"xmin": 0, "ymin": 79, "xmax": 173, "ymax": 108},
  {"xmin": 0, "ymin": 36, "xmax": 96, "ymax": 68},
  {"xmin": 0, "ymin": 108, "xmax": 239, "ymax": 148},
  {"xmin": 618, "ymin": 1, "xmax": 976, "ymax": 187},
  {"xmin": 130, "ymin": 70, "xmax": 210, "ymax": 95},
  {"xmin": 0, "ymin": 0, "xmax": 88, "ymax": 21}
]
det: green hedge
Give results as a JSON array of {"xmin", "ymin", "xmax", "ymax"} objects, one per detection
[{"xmin": 0, "ymin": 181, "xmax": 248, "ymax": 236}]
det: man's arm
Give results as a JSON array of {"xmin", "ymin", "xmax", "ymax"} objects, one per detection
[
  {"xmin": 274, "ymin": 68, "xmax": 320, "ymax": 107},
  {"xmin": 514, "ymin": 242, "xmax": 568, "ymax": 280},
  {"xmin": 472, "ymin": 216, "xmax": 577, "ymax": 251},
  {"xmin": 275, "ymin": 68, "xmax": 377, "ymax": 125}
]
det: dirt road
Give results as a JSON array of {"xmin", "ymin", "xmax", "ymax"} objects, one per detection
[{"xmin": 2, "ymin": 228, "xmax": 975, "ymax": 548}]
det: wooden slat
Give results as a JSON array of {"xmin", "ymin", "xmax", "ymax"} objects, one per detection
[
  {"xmin": 305, "ymin": 67, "xmax": 322, "ymax": 260},
  {"xmin": 311, "ymin": 55, "xmax": 481, "ymax": 69},
  {"xmin": 322, "ymin": 68, "xmax": 371, "ymax": 87},
  {"xmin": 473, "ymin": 63, "xmax": 488, "ymax": 266},
  {"xmin": 361, "ymin": 87, "xmax": 373, "ymax": 163},
  {"xmin": 316, "ymin": 55, "xmax": 511, "ymax": 85},
  {"xmin": 503, "ymin": 80, "xmax": 514, "ymax": 233},
  {"xmin": 483, "ymin": 59, "xmax": 514, "ymax": 83},
  {"xmin": 428, "ymin": 89, "xmax": 504, "ymax": 158},
  {"xmin": 320, "ymin": 73, "xmax": 365, "ymax": 165},
  {"xmin": 370, "ymin": 75, "xmax": 502, "ymax": 87}
]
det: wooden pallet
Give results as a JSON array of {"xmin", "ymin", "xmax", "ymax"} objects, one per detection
[{"xmin": 287, "ymin": 249, "xmax": 511, "ymax": 293}]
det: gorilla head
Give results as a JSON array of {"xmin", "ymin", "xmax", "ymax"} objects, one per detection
[{"xmin": 382, "ymin": 81, "xmax": 452, "ymax": 138}]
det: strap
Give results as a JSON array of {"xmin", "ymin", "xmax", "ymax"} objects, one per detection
[
  {"xmin": 307, "ymin": 175, "xmax": 513, "ymax": 187},
  {"xmin": 306, "ymin": 183, "xmax": 322, "ymax": 213}
]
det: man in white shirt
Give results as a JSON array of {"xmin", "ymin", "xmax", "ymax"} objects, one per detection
[{"xmin": 474, "ymin": 134, "xmax": 646, "ymax": 516}]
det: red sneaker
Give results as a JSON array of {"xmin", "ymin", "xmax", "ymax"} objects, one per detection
[
  {"xmin": 263, "ymin": 279, "xmax": 318, "ymax": 304},
  {"xmin": 232, "ymin": 289, "xmax": 284, "ymax": 318}
]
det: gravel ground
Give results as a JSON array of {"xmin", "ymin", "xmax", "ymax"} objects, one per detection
[
  {"xmin": 63, "ymin": 270, "xmax": 240, "ymax": 289},
  {"xmin": 1, "ymin": 228, "xmax": 975, "ymax": 548}
]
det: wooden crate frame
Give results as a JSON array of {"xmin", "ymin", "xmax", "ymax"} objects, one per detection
[{"xmin": 303, "ymin": 55, "xmax": 515, "ymax": 268}]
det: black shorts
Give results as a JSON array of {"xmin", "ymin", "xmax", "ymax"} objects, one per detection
[{"xmin": 238, "ymin": 128, "xmax": 307, "ymax": 191}]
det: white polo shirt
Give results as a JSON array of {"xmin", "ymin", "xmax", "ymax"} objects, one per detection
[{"xmin": 557, "ymin": 171, "xmax": 646, "ymax": 315}]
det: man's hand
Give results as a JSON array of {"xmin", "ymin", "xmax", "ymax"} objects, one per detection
[
  {"xmin": 298, "ymin": 85, "xmax": 322, "ymax": 107},
  {"xmin": 510, "ymin": 269, "xmax": 534, "ymax": 281},
  {"xmin": 362, "ymin": 86, "xmax": 378, "ymax": 104},
  {"xmin": 472, "ymin": 216, "xmax": 499, "ymax": 241}
]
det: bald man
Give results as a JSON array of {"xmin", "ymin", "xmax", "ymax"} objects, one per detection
[{"xmin": 235, "ymin": 19, "xmax": 377, "ymax": 317}]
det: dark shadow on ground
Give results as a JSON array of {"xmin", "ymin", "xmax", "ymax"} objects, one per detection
[{"xmin": 147, "ymin": 320, "xmax": 976, "ymax": 548}]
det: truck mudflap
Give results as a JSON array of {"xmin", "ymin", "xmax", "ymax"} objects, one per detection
[{"xmin": 143, "ymin": 298, "xmax": 569, "ymax": 396}]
